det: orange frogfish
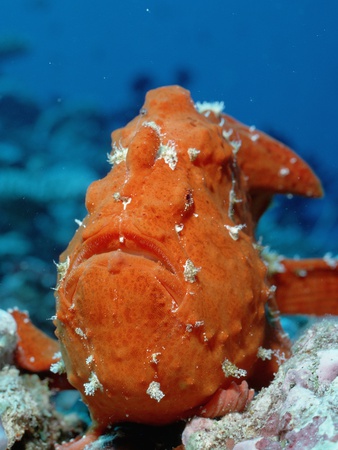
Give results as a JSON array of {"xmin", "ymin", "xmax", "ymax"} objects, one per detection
[{"xmin": 10, "ymin": 86, "xmax": 338, "ymax": 449}]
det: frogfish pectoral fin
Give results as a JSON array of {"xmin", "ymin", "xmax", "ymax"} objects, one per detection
[
  {"xmin": 270, "ymin": 258, "xmax": 338, "ymax": 315},
  {"xmin": 197, "ymin": 381, "xmax": 255, "ymax": 418},
  {"xmin": 55, "ymin": 425, "xmax": 103, "ymax": 450},
  {"xmin": 9, "ymin": 309, "xmax": 60, "ymax": 372}
]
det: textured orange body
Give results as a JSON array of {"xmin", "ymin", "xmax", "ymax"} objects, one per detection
[{"xmin": 52, "ymin": 86, "xmax": 327, "ymax": 431}]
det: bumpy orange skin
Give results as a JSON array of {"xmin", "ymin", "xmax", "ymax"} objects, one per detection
[{"xmin": 54, "ymin": 86, "xmax": 322, "ymax": 427}]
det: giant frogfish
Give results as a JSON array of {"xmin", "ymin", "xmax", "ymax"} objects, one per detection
[{"xmin": 10, "ymin": 86, "xmax": 338, "ymax": 449}]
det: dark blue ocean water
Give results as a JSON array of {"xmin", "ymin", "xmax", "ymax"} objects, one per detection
[
  {"xmin": 0, "ymin": 0, "xmax": 337, "ymax": 331},
  {"xmin": 1, "ymin": 1, "xmax": 337, "ymax": 154}
]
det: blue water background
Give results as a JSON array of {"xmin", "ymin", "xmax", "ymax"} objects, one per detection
[{"xmin": 0, "ymin": 0, "xmax": 337, "ymax": 332}]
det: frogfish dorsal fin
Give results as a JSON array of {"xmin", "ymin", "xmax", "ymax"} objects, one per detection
[
  {"xmin": 219, "ymin": 114, "xmax": 323, "ymax": 220},
  {"xmin": 10, "ymin": 309, "xmax": 60, "ymax": 372}
]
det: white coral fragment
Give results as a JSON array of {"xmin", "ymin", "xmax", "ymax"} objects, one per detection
[
  {"xmin": 50, "ymin": 358, "xmax": 66, "ymax": 374},
  {"xmin": 249, "ymin": 126, "xmax": 260, "ymax": 142},
  {"xmin": 187, "ymin": 147, "xmax": 200, "ymax": 161},
  {"xmin": 195, "ymin": 101, "xmax": 225, "ymax": 116},
  {"xmin": 261, "ymin": 247, "xmax": 286, "ymax": 275},
  {"xmin": 156, "ymin": 141, "xmax": 178, "ymax": 170},
  {"xmin": 250, "ymin": 133, "xmax": 260, "ymax": 142},
  {"xmin": 54, "ymin": 256, "xmax": 70, "ymax": 290},
  {"xmin": 323, "ymin": 253, "xmax": 338, "ymax": 269},
  {"xmin": 74, "ymin": 218, "xmax": 85, "ymax": 228},
  {"xmin": 143, "ymin": 121, "xmax": 179, "ymax": 169},
  {"xmin": 146, "ymin": 381, "xmax": 165, "ymax": 402},
  {"xmin": 230, "ymin": 139, "xmax": 241, "ymax": 155},
  {"xmin": 222, "ymin": 128, "xmax": 233, "ymax": 140},
  {"xmin": 75, "ymin": 328, "xmax": 87, "ymax": 340},
  {"xmin": 222, "ymin": 359, "xmax": 247, "ymax": 378},
  {"xmin": 225, "ymin": 224, "xmax": 246, "ymax": 240},
  {"xmin": 257, "ymin": 347, "xmax": 274, "ymax": 361},
  {"xmin": 142, "ymin": 120, "xmax": 162, "ymax": 135},
  {"xmin": 113, "ymin": 192, "xmax": 132, "ymax": 210},
  {"xmin": 84, "ymin": 372, "xmax": 103, "ymax": 396},
  {"xmin": 183, "ymin": 259, "xmax": 201, "ymax": 283},
  {"xmin": 107, "ymin": 142, "xmax": 128, "ymax": 165},
  {"xmin": 150, "ymin": 352, "xmax": 161, "ymax": 364},
  {"xmin": 175, "ymin": 223, "xmax": 184, "ymax": 234},
  {"xmin": 122, "ymin": 197, "xmax": 131, "ymax": 210},
  {"xmin": 257, "ymin": 347, "xmax": 286, "ymax": 366}
]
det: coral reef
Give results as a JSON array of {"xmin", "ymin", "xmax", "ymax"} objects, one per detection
[
  {"xmin": 0, "ymin": 35, "xmax": 29, "ymax": 66},
  {"xmin": 0, "ymin": 310, "xmax": 86, "ymax": 449},
  {"xmin": 0, "ymin": 309, "xmax": 17, "ymax": 369},
  {"xmin": 1, "ymin": 366, "xmax": 73, "ymax": 449},
  {"xmin": 182, "ymin": 319, "xmax": 338, "ymax": 450}
]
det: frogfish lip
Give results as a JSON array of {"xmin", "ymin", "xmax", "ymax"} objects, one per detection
[
  {"xmin": 62, "ymin": 231, "xmax": 186, "ymax": 308},
  {"xmin": 71, "ymin": 231, "xmax": 177, "ymax": 274}
]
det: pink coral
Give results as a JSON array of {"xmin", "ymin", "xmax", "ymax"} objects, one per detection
[
  {"xmin": 182, "ymin": 320, "xmax": 338, "ymax": 449},
  {"xmin": 317, "ymin": 349, "xmax": 338, "ymax": 383}
]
